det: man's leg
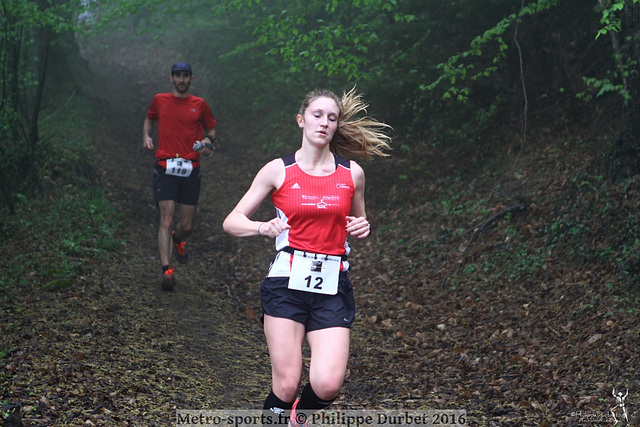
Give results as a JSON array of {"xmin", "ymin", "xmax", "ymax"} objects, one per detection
[
  {"xmin": 158, "ymin": 199, "xmax": 177, "ymax": 290},
  {"xmin": 175, "ymin": 204, "xmax": 196, "ymax": 240},
  {"xmin": 158, "ymin": 200, "xmax": 176, "ymax": 266},
  {"xmin": 172, "ymin": 204, "xmax": 196, "ymax": 264}
]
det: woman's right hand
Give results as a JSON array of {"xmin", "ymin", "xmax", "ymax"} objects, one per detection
[{"xmin": 258, "ymin": 218, "xmax": 291, "ymax": 238}]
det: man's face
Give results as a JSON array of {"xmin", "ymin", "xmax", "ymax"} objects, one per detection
[{"xmin": 170, "ymin": 71, "xmax": 193, "ymax": 94}]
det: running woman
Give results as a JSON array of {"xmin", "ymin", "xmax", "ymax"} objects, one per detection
[
  {"xmin": 223, "ymin": 88, "xmax": 391, "ymax": 426},
  {"xmin": 143, "ymin": 62, "xmax": 218, "ymax": 291}
]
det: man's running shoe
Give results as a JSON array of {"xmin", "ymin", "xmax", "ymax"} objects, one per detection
[
  {"xmin": 172, "ymin": 231, "xmax": 189, "ymax": 264},
  {"xmin": 289, "ymin": 399, "xmax": 308, "ymax": 427},
  {"xmin": 161, "ymin": 267, "xmax": 175, "ymax": 291}
]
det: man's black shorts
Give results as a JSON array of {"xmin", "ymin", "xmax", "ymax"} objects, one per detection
[
  {"xmin": 153, "ymin": 164, "xmax": 201, "ymax": 205},
  {"xmin": 260, "ymin": 272, "xmax": 356, "ymax": 332}
]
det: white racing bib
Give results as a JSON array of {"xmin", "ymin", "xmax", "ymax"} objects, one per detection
[
  {"xmin": 288, "ymin": 251, "xmax": 341, "ymax": 295},
  {"xmin": 165, "ymin": 158, "xmax": 193, "ymax": 177}
]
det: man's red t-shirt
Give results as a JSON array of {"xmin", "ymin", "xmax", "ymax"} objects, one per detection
[{"xmin": 146, "ymin": 93, "xmax": 217, "ymax": 167}]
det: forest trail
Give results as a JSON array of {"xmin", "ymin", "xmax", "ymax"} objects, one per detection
[
  {"xmin": 79, "ymin": 35, "xmax": 273, "ymax": 408},
  {"xmin": 2, "ymin": 35, "xmax": 278, "ymax": 425},
  {"xmin": 3, "ymin": 30, "xmax": 640, "ymax": 427}
]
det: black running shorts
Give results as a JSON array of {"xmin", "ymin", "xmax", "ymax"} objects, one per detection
[
  {"xmin": 153, "ymin": 164, "xmax": 201, "ymax": 205},
  {"xmin": 260, "ymin": 272, "xmax": 356, "ymax": 332}
]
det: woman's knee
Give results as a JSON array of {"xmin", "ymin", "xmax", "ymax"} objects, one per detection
[
  {"xmin": 272, "ymin": 364, "xmax": 302, "ymax": 401},
  {"xmin": 309, "ymin": 377, "xmax": 343, "ymax": 401},
  {"xmin": 272, "ymin": 379, "xmax": 300, "ymax": 402}
]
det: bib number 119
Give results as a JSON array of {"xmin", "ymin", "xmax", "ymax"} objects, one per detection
[{"xmin": 165, "ymin": 158, "xmax": 193, "ymax": 177}]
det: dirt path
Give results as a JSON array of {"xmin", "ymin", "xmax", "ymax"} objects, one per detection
[
  {"xmin": 1, "ymin": 36, "xmax": 278, "ymax": 425},
  {"xmin": 52, "ymin": 33, "xmax": 416, "ymax": 423},
  {"xmin": 5, "ymin": 31, "xmax": 640, "ymax": 427},
  {"xmin": 4, "ymin": 33, "xmax": 417, "ymax": 426},
  {"xmin": 82, "ymin": 36, "xmax": 275, "ymax": 407}
]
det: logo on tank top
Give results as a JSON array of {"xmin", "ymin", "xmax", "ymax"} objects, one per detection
[
  {"xmin": 291, "ymin": 183, "xmax": 301, "ymax": 189},
  {"xmin": 302, "ymin": 195, "xmax": 340, "ymax": 209},
  {"xmin": 301, "ymin": 194, "xmax": 319, "ymax": 207},
  {"xmin": 336, "ymin": 183, "xmax": 351, "ymax": 189}
]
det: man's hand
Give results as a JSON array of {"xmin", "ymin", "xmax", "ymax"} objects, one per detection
[
  {"xmin": 143, "ymin": 135, "xmax": 154, "ymax": 150},
  {"xmin": 202, "ymin": 142, "xmax": 215, "ymax": 157},
  {"xmin": 193, "ymin": 140, "xmax": 215, "ymax": 156}
]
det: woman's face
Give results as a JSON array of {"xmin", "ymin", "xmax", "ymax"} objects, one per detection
[{"xmin": 297, "ymin": 96, "xmax": 340, "ymax": 147}]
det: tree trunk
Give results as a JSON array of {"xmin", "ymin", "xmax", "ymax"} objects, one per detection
[
  {"xmin": 627, "ymin": 1, "xmax": 640, "ymax": 144},
  {"xmin": 609, "ymin": 1, "xmax": 640, "ymax": 180}
]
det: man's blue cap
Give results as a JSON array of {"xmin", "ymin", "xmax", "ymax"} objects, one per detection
[{"xmin": 171, "ymin": 62, "xmax": 192, "ymax": 75}]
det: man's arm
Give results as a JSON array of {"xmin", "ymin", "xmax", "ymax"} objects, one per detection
[
  {"xmin": 143, "ymin": 117, "xmax": 156, "ymax": 150},
  {"xmin": 204, "ymin": 128, "xmax": 216, "ymax": 142},
  {"xmin": 199, "ymin": 127, "xmax": 217, "ymax": 157}
]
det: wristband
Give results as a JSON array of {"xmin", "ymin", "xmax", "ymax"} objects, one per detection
[{"xmin": 204, "ymin": 134, "xmax": 215, "ymax": 143}]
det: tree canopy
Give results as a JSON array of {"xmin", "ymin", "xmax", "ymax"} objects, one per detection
[{"xmin": 2, "ymin": 0, "xmax": 640, "ymax": 211}]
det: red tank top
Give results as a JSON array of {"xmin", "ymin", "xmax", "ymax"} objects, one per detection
[{"xmin": 271, "ymin": 153, "xmax": 354, "ymax": 256}]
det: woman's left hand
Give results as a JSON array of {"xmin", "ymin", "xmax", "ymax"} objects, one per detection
[{"xmin": 346, "ymin": 216, "xmax": 371, "ymax": 239}]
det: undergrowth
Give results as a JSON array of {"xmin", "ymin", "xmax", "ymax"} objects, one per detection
[
  {"xmin": 369, "ymin": 134, "xmax": 640, "ymax": 296},
  {"xmin": 0, "ymin": 96, "xmax": 123, "ymax": 301}
]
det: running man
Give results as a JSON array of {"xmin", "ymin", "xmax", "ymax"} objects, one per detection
[{"xmin": 143, "ymin": 62, "xmax": 218, "ymax": 291}]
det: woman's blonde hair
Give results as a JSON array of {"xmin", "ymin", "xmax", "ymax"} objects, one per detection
[{"xmin": 298, "ymin": 87, "xmax": 392, "ymax": 159}]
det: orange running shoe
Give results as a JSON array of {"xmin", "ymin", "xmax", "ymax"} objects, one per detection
[
  {"xmin": 161, "ymin": 267, "xmax": 175, "ymax": 291},
  {"xmin": 172, "ymin": 231, "xmax": 189, "ymax": 264},
  {"xmin": 289, "ymin": 399, "xmax": 308, "ymax": 427}
]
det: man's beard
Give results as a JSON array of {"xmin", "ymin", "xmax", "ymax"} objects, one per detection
[{"xmin": 174, "ymin": 82, "xmax": 190, "ymax": 94}]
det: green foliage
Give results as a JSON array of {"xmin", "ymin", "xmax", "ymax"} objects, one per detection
[
  {"xmin": 41, "ymin": 279, "xmax": 74, "ymax": 291},
  {"xmin": 577, "ymin": 0, "xmax": 640, "ymax": 105},
  {"xmin": 480, "ymin": 236, "xmax": 548, "ymax": 285},
  {"xmin": 0, "ymin": 184, "xmax": 124, "ymax": 299},
  {"xmin": 426, "ymin": 0, "xmax": 558, "ymax": 102},
  {"xmin": 595, "ymin": 0, "xmax": 628, "ymax": 39},
  {"xmin": 3, "ymin": 0, "xmax": 639, "ymax": 184},
  {"xmin": 371, "ymin": 141, "xmax": 640, "ymax": 292},
  {"xmin": 202, "ymin": 0, "xmax": 424, "ymax": 152},
  {"xmin": 578, "ymin": 75, "xmax": 632, "ymax": 104},
  {"xmin": 1, "ymin": 0, "xmax": 88, "ymax": 212},
  {"xmin": 0, "ymin": 95, "xmax": 123, "ymax": 300},
  {"xmin": 541, "ymin": 173, "xmax": 640, "ymax": 290},
  {"xmin": 78, "ymin": 0, "xmax": 195, "ymax": 35},
  {"xmin": 215, "ymin": 0, "xmax": 410, "ymax": 80},
  {"xmin": 1, "ymin": 0, "xmax": 76, "ymax": 35},
  {"xmin": 122, "ymin": 0, "xmax": 632, "ymax": 156}
]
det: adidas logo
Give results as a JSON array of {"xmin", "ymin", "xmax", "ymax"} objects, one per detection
[
  {"xmin": 291, "ymin": 183, "xmax": 301, "ymax": 189},
  {"xmin": 270, "ymin": 407, "xmax": 285, "ymax": 414}
]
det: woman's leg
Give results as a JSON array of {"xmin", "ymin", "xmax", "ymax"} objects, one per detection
[
  {"xmin": 263, "ymin": 314, "xmax": 307, "ymax": 402},
  {"xmin": 305, "ymin": 327, "xmax": 350, "ymax": 402}
]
